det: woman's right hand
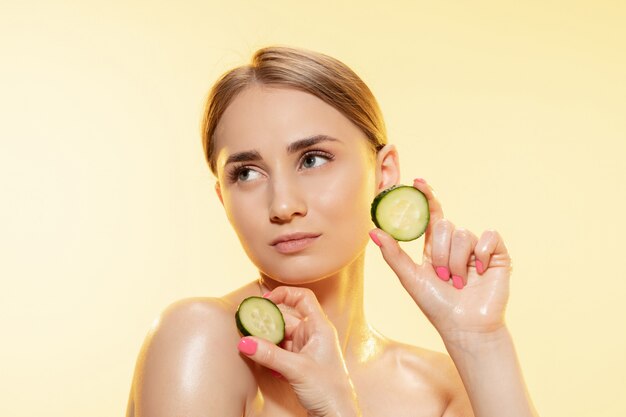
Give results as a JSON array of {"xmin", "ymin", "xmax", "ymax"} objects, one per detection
[{"xmin": 237, "ymin": 286, "xmax": 361, "ymax": 417}]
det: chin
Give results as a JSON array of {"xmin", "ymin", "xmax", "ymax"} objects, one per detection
[
  {"xmin": 253, "ymin": 245, "xmax": 367, "ymax": 285},
  {"xmin": 257, "ymin": 259, "xmax": 339, "ymax": 285}
]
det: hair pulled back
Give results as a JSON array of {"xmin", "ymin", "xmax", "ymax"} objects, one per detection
[{"xmin": 201, "ymin": 46, "xmax": 387, "ymax": 174}]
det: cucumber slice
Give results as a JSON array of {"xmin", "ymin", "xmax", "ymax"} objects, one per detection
[
  {"xmin": 371, "ymin": 185, "xmax": 430, "ymax": 241},
  {"xmin": 235, "ymin": 296, "xmax": 285, "ymax": 344}
]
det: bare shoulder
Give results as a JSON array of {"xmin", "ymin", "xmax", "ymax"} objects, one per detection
[
  {"xmin": 128, "ymin": 292, "xmax": 257, "ymax": 417},
  {"xmin": 373, "ymin": 340, "xmax": 472, "ymax": 416},
  {"xmin": 396, "ymin": 343, "xmax": 462, "ymax": 390}
]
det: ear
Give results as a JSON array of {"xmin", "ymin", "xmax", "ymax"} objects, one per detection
[
  {"xmin": 375, "ymin": 144, "xmax": 400, "ymax": 192},
  {"xmin": 215, "ymin": 181, "xmax": 224, "ymax": 206}
]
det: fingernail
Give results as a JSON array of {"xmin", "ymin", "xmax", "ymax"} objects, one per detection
[
  {"xmin": 369, "ymin": 230, "xmax": 382, "ymax": 247},
  {"xmin": 475, "ymin": 259, "xmax": 484, "ymax": 275},
  {"xmin": 452, "ymin": 275, "xmax": 464, "ymax": 289},
  {"xmin": 237, "ymin": 337, "xmax": 257, "ymax": 355},
  {"xmin": 270, "ymin": 369, "xmax": 283, "ymax": 379},
  {"xmin": 414, "ymin": 178, "xmax": 426, "ymax": 183},
  {"xmin": 435, "ymin": 266, "xmax": 450, "ymax": 281},
  {"xmin": 262, "ymin": 291, "xmax": 271, "ymax": 298}
]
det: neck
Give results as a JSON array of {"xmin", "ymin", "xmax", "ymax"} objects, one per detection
[{"xmin": 259, "ymin": 251, "xmax": 381, "ymax": 363}]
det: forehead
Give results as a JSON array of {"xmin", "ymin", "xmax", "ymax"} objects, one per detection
[{"xmin": 213, "ymin": 85, "xmax": 367, "ymax": 162}]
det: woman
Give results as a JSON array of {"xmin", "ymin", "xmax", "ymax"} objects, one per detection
[{"xmin": 127, "ymin": 46, "xmax": 539, "ymax": 417}]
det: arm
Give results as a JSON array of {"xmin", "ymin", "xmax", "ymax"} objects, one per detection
[
  {"xmin": 442, "ymin": 327, "xmax": 538, "ymax": 417},
  {"xmin": 370, "ymin": 178, "xmax": 538, "ymax": 417},
  {"xmin": 127, "ymin": 298, "xmax": 253, "ymax": 417}
]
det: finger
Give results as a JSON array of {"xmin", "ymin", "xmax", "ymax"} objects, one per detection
[
  {"xmin": 280, "ymin": 338, "xmax": 293, "ymax": 352},
  {"xmin": 280, "ymin": 312, "xmax": 303, "ymax": 340},
  {"xmin": 412, "ymin": 178, "xmax": 444, "ymax": 259},
  {"xmin": 266, "ymin": 286, "xmax": 332, "ymax": 346},
  {"xmin": 265, "ymin": 286, "xmax": 324, "ymax": 322},
  {"xmin": 237, "ymin": 336, "xmax": 305, "ymax": 382},
  {"xmin": 369, "ymin": 228, "xmax": 418, "ymax": 293},
  {"xmin": 430, "ymin": 219, "xmax": 454, "ymax": 282},
  {"xmin": 448, "ymin": 227, "xmax": 478, "ymax": 289},
  {"xmin": 474, "ymin": 229, "xmax": 510, "ymax": 275}
]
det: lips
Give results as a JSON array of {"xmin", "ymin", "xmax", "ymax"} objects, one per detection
[
  {"xmin": 270, "ymin": 232, "xmax": 321, "ymax": 254},
  {"xmin": 270, "ymin": 232, "xmax": 320, "ymax": 246}
]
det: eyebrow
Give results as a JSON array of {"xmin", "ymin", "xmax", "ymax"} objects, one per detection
[
  {"xmin": 224, "ymin": 150, "xmax": 262, "ymax": 165},
  {"xmin": 286, "ymin": 134, "xmax": 339, "ymax": 154},
  {"xmin": 224, "ymin": 134, "xmax": 340, "ymax": 166}
]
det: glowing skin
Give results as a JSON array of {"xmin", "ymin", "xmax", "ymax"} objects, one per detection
[
  {"xmin": 126, "ymin": 84, "xmax": 539, "ymax": 417},
  {"xmin": 213, "ymin": 85, "xmax": 377, "ymax": 285}
]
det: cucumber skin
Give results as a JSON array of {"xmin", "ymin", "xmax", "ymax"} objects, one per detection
[
  {"xmin": 370, "ymin": 185, "xmax": 400, "ymax": 229},
  {"xmin": 370, "ymin": 185, "xmax": 430, "ymax": 242},
  {"xmin": 235, "ymin": 308, "xmax": 252, "ymax": 337},
  {"xmin": 235, "ymin": 296, "xmax": 285, "ymax": 344}
]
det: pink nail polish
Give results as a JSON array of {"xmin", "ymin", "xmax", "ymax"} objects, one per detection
[
  {"xmin": 262, "ymin": 291, "xmax": 271, "ymax": 298},
  {"xmin": 414, "ymin": 178, "xmax": 426, "ymax": 183},
  {"xmin": 452, "ymin": 275, "xmax": 464, "ymax": 289},
  {"xmin": 369, "ymin": 230, "xmax": 382, "ymax": 247},
  {"xmin": 237, "ymin": 337, "xmax": 257, "ymax": 355},
  {"xmin": 435, "ymin": 266, "xmax": 450, "ymax": 281},
  {"xmin": 475, "ymin": 259, "xmax": 484, "ymax": 274}
]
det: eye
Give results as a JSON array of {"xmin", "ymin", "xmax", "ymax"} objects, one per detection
[
  {"xmin": 238, "ymin": 168, "xmax": 262, "ymax": 181},
  {"xmin": 228, "ymin": 166, "xmax": 262, "ymax": 183},
  {"xmin": 300, "ymin": 151, "xmax": 333, "ymax": 170}
]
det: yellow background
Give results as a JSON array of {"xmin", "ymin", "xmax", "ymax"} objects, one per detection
[{"xmin": 1, "ymin": 1, "xmax": 624, "ymax": 416}]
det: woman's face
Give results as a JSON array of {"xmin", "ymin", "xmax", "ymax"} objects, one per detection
[{"xmin": 213, "ymin": 85, "xmax": 380, "ymax": 284}]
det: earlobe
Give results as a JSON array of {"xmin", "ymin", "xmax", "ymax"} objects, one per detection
[
  {"xmin": 215, "ymin": 181, "xmax": 224, "ymax": 206},
  {"xmin": 375, "ymin": 144, "xmax": 401, "ymax": 192}
]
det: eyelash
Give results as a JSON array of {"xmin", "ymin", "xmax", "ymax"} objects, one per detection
[
  {"xmin": 226, "ymin": 150, "xmax": 335, "ymax": 184},
  {"xmin": 299, "ymin": 150, "xmax": 334, "ymax": 169},
  {"xmin": 226, "ymin": 163, "xmax": 252, "ymax": 184}
]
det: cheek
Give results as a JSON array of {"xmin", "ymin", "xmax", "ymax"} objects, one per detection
[
  {"xmin": 311, "ymin": 160, "xmax": 375, "ymax": 232},
  {"xmin": 222, "ymin": 190, "xmax": 265, "ymax": 242}
]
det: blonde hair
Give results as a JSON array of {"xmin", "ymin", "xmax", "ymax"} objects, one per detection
[{"xmin": 201, "ymin": 46, "xmax": 387, "ymax": 174}]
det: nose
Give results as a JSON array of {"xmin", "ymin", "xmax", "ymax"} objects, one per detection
[{"xmin": 268, "ymin": 176, "xmax": 307, "ymax": 224}]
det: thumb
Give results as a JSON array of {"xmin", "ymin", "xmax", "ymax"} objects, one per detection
[
  {"xmin": 237, "ymin": 336, "xmax": 302, "ymax": 380},
  {"xmin": 369, "ymin": 229, "xmax": 418, "ymax": 290}
]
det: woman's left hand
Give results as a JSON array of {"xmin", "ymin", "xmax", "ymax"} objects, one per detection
[{"xmin": 369, "ymin": 178, "xmax": 513, "ymax": 343}]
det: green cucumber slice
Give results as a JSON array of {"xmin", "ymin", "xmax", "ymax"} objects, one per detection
[
  {"xmin": 235, "ymin": 296, "xmax": 285, "ymax": 344},
  {"xmin": 371, "ymin": 185, "xmax": 430, "ymax": 241}
]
